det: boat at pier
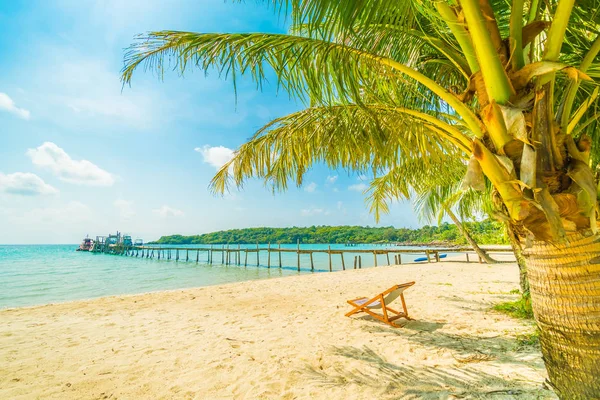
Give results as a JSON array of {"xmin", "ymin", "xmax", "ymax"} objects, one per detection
[
  {"xmin": 76, "ymin": 231, "xmax": 143, "ymax": 253},
  {"xmin": 77, "ymin": 237, "xmax": 94, "ymax": 251}
]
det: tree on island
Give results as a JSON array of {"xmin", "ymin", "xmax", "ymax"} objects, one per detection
[
  {"xmin": 123, "ymin": 1, "xmax": 600, "ymax": 397},
  {"xmin": 150, "ymin": 223, "xmax": 507, "ymax": 246}
]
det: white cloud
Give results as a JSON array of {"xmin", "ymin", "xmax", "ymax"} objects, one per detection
[
  {"xmin": 0, "ymin": 92, "xmax": 30, "ymax": 120},
  {"xmin": 153, "ymin": 205, "xmax": 184, "ymax": 218},
  {"xmin": 114, "ymin": 199, "xmax": 135, "ymax": 219},
  {"xmin": 19, "ymin": 201, "xmax": 92, "ymax": 225},
  {"xmin": 301, "ymin": 207, "xmax": 330, "ymax": 216},
  {"xmin": 195, "ymin": 145, "xmax": 235, "ymax": 170},
  {"xmin": 348, "ymin": 183, "xmax": 368, "ymax": 192},
  {"xmin": 27, "ymin": 142, "xmax": 115, "ymax": 186},
  {"xmin": 0, "ymin": 172, "xmax": 58, "ymax": 196},
  {"xmin": 326, "ymin": 175, "xmax": 338, "ymax": 184},
  {"xmin": 304, "ymin": 182, "xmax": 318, "ymax": 193}
]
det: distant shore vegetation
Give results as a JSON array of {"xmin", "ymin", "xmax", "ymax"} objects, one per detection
[{"xmin": 150, "ymin": 220, "xmax": 507, "ymax": 245}]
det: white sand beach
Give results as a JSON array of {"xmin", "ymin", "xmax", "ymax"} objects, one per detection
[{"xmin": 0, "ymin": 259, "xmax": 556, "ymax": 399}]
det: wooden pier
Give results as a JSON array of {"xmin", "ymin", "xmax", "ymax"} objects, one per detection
[{"xmin": 96, "ymin": 241, "xmax": 514, "ymax": 272}]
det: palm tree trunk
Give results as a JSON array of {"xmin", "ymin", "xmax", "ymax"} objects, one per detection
[
  {"xmin": 523, "ymin": 230, "xmax": 600, "ymax": 398},
  {"xmin": 444, "ymin": 207, "xmax": 497, "ymax": 264},
  {"xmin": 505, "ymin": 223, "xmax": 530, "ymax": 296}
]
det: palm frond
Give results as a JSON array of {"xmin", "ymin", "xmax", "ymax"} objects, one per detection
[
  {"xmin": 122, "ymin": 31, "xmax": 482, "ymax": 134},
  {"xmin": 210, "ymin": 104, "xmax": 468, "ymax": 195}
]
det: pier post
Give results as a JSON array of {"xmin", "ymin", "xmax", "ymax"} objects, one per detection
[
  {"xmin": 310, "ymin": 252, "xmax": 314, "ymax": 271},
  {"xmin": 341, "ymin": 253, "xmax": 345, "ymax": 270},
  {"xmin": 256, "ymin": 242, "xmax": 260, "ymax": 266},
  {"xmin": 237, "ymin": 244, "xmax": 241, "ymax": 264},
  {"xmin": 435, "ymin": 251, "xmax": 440, "ymax": 262},
  {"xmin": 398, "ymin": 254, "xmax": 402, "ymax": 265},
  {"xmin": 267, "ymin": 243, "xmax": 271, "ymax": 268},
  {"xmin": 328, "ymin": 246, "xmax": 332, "ymax": 272},
  {"xmin": 359, "ymin": 255, "xmax": 362, "ymax": 269},
  {"xmin": 209, "ymin": 245, "xmax": 213, "ymax": 264},
  {"xmin": 158, "ymin": 250, "xmax": 161, "ymax": 260},
  {"xmin": 196, "ymin": 250, "xmax": 199, "ymax": 263},
  {"xmin": 244, "ymin": 249, "xmax": 248, "ymax": 266},
  {"xmin": 226, "ymin": 244, "xmax": 230, "ymax": 265},
  {"xmin": 373, "ymin": 252, "xmax": 377, "ymax": 267},
  {"xmin": 353, "ymin": 256, "xmax": 357, "ymax": 269},
  {"xmin": 426, "ymin": 250, "xmax": 431, "ymax": 263},
  {"xmin": 221, "ymin": 245, "xmax": 225, "ymax": 264},
  {"xmin": 297, "ymin": 239, "xmax": 300, "ymax": 272},
  {"xmin": 386, "ymin": 253, "xmax": 390, "ymax": 265},
  {"xmin": 278, "ymin": 243, "xmax": 282, "ymax": 268},
  {"xmin": 466, "ymin": 253, "xmax": 470, "ymax": 263}
]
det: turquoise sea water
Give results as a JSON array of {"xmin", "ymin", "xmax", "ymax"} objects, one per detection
[{"xmin": 0, "ymin": 244, "xmax": 433, "ymax": 309}]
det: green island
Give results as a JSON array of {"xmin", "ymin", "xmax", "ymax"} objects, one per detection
[{"xmin": 150, "ymin": 220, "xmax": 507, "ymax": 245}]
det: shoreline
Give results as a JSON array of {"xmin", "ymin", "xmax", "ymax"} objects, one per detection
[
  {"xmin": 1, "ymin": 257, "xmax": 552, "ymax": 399},
  {"xmin": 1, "ymin": 252, "xmax": 515, "ymax": 311}
]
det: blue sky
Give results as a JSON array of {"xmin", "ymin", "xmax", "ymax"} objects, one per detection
[{"xmin": 0, "ymin": 0, "xmax": 421, "ymax": 244}]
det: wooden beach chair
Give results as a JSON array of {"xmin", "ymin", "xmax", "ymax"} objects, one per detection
[{"xmin": 345, "ymin": 282, "xmax": 415, "ymax": 327}]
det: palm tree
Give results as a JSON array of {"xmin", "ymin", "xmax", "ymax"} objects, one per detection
[{"xmin": 122, "ymin": 1, "xmax": 600, "ymax": 397}]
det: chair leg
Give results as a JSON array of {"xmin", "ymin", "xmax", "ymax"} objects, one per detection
[{"xmin": 400, "ymin": 293, "xmax": 410, "ymax": 319}]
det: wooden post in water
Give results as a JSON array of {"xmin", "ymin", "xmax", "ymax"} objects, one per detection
[
  {"xmin": 256, "ymin": 242, "xmax": 260, "ymax": 266},
  {"xmin": 373, "ymin": 252, "xmax": 378, "ymax": 267},
  {"xmin": 309, "ymin": 252, "xmax": 314, "ymax": 271},
  {"xmin": 386, "ymin": 253, "xmax": 390, "ymax": 265},
  {"xmin": 221, "ymin": 245, "xmax": 225, "ymax": 264},
  {"xmin": 466, "ymin": 252, "xmax": 470, "ymax": 263},
  {"xmin": 359, "ymin": 255, "xmax": 362, "ymax": 269},
  {"xmin": 353, "ymin": 256, "xmax": 357, "ymax": 269},
  {"xmin": 196, "ymin": 250, "xmax": 199, "ymax": 263},
  {"xmin": 297, "ymin": 239, "xmax": 300, "ymax": 271},
  {"xmin": 209, "ymin": 245, "xmax": 213, "ymax": 264},
  {"xmin": 158, "ymin": 250, "xmax": 161, "ymax": 260},
  {"xmin": 237, "ymin": 244, "xmax": 241, "ymax": 264},
  {"xmin": 278, "ymin": 243, "xmax": 282, "ymax": 268},
  {"xmin": 328, "ymin": 245, "xmax": 332, "ymax": 272},
  {"xmin": 244, "ymin": 248, "xmax": 248, "ymax": 266},
  {"xmin": 398, "ymin": 254, "xmax": 402, "ymax": 265},
  {"xmin": 186, "ymin": 250, "xmax": 189, "ymax": 262},
  {"xmin": 341, "ymin": 253, "xmax": 345, "ymax": 270},
  {"xmin": 267, "ymin": 243, "xmax": 271, "ymax": 268}
]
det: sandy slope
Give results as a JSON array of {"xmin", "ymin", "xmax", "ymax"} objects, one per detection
[{"xmin": 0, "ymin": 259, "xmax": 556, "ymax": 399}]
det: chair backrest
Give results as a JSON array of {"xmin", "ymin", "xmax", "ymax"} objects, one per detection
[
  {"xmin": 367, "ymin": 282, "xmax": 415, "ymax": 309},
  {"xmin": 383, "ymin": 282, "xmax": 415, "ymax": 303}
]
